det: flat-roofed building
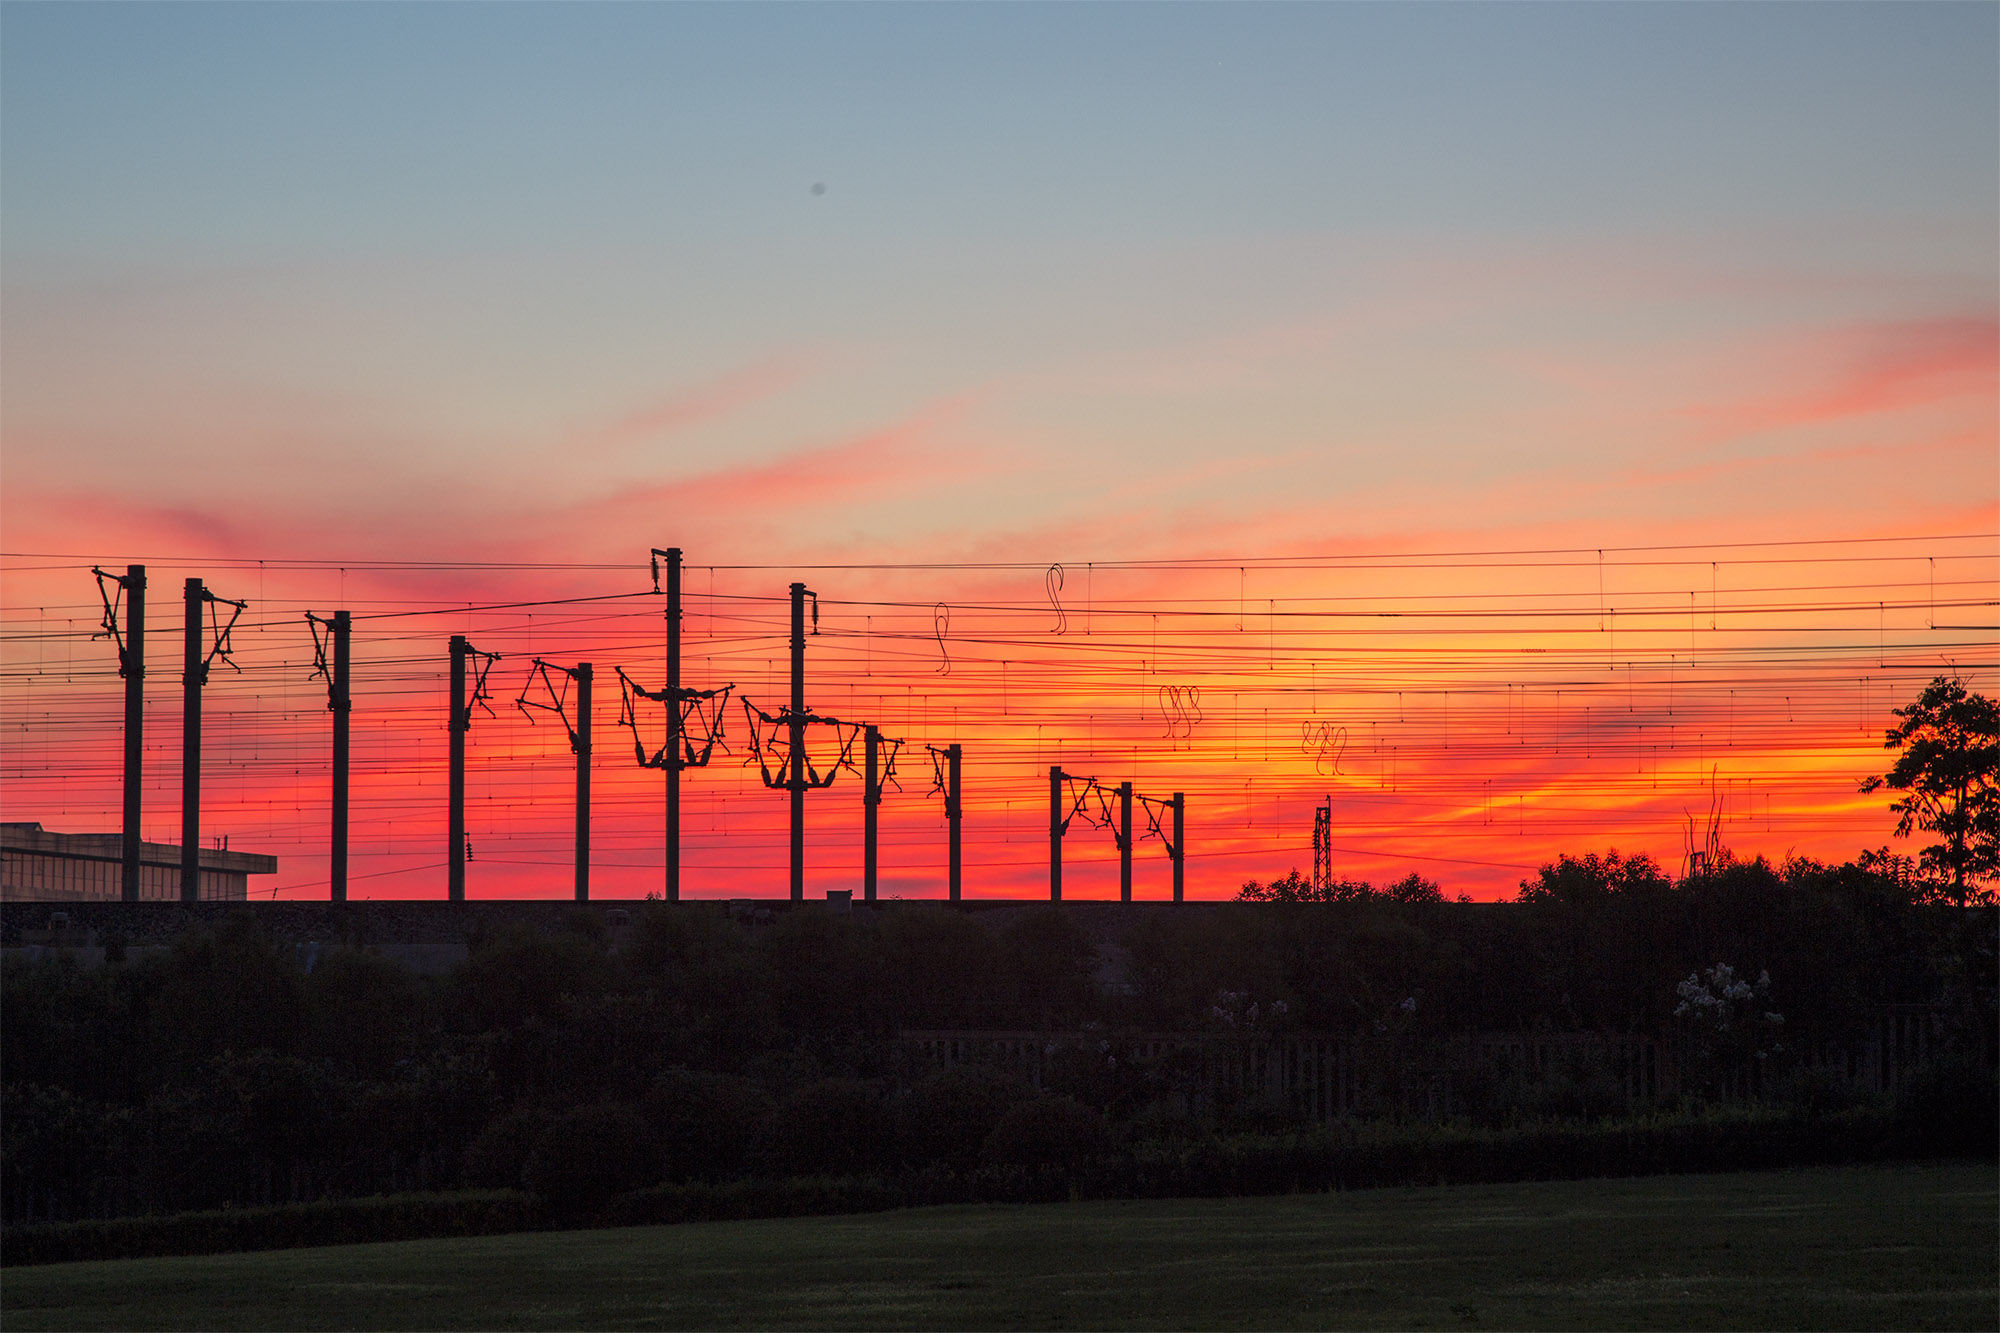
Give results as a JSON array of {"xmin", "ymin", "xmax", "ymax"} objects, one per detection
[{"xmin": 0, "ymin": 823, "xmax": 276, "ymax": 902}]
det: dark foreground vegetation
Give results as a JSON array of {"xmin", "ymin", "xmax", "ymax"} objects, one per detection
[
  {"xmin": 6, "ymin": 1163, "xmax": 1994, "ymax": 1331},
  {"xmin": 3, "ymin": 851, "xmax": 1994, "ymax": 1264}
]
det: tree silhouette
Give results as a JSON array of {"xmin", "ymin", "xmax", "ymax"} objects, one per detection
[{"xmin": 1861, "ymin": 676, "xmax": 1999, "ymax": 903}]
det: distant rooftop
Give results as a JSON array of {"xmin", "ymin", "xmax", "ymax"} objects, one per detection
[{"xmin": 2, "ymin": 823, "xmax": 277, "ymax": 902}]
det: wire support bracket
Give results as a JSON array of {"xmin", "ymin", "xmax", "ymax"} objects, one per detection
[
  {"xmin": 741, "ymin": 696, "xmax": 861, "ymax": 791},
  {"xmin": 516, "ymin": 658, "xmax": 588, "ymax": 754},
  {"xmin": 616, "ymin": 666, "xmax": 732, "ymax": 771},
  {"xmin": 89, "ymin": 567, "xmax": 135, "ymax": 677},
  {"xmin": 456, "ymin": 641, "xmax": 502, "ymax": 730},
  {"xmin": 1136, "ymin": 790, "xmax": 1181, "ymax": 860},
  {"xmin": 304, "ymin": 613, "xmax": 350, "ymax": 713},
  {"xmin": 196, "ymin": 589, "xmax": 249, "ymax": 686}
]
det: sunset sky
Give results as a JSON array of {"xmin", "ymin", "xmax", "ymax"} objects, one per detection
[{"xmin": 3, "ymin": 2, "xmax": 1995, "ymax": 901}]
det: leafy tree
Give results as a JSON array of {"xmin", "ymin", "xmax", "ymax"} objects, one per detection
[
  {"xmin": 878, "ymin": 905, "xmax": 1002, "ymax": 1028},
  {"xmin": 1237, "ymin": 868, "xmax": 1371, "ymax": 902},
  {"xmin": 1514, "ymin": 851, "xmax": 1674, "ymax": 1031},
  {"xmin": 303, "ymin": 948, "xmax": 425, "ymax": 1079},
  {"xmin": 1124, "ymin": 908, "xmax": 1281, "ymax": 1026},
  {"xmin": 1381, "ymin": 873, "xmax": 1445, "ymax": 905},
  {"xmin": 1515, "ymin": 849, "xmax": 1670, "ymax": 904},
  {"xmin": 1238, "ymin": 868, "xmax": 1305, "ymax": 901},
  {"xmin": 444, "ymin": 921, "xmax": 611, "ymax": 1034},
  {"xmin": 1238, "ymin": 869, "xmax": 1443, "ymax": 903},
  {"xmin": 996, "ymin": 907, "xmax": 1098, "ymax": 1027},
  {"xmin": 148, "ymin": 917, "xmax": 308, "ymax": 1083},
  {"xmin": 1860, "ymin": 675, "xmax": 1999, "ymax": 902}
]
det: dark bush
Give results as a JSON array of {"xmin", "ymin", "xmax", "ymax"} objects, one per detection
[
  {"xmin": 1122, "ymin": 1097, "xmax": 1206, "ymax": 1144},
  {"xmin": 641, "ymin": 1069, "xmax": 774, "ymax": 1182},
  {"xmin": 1, "ymin": 875, "xmax": 1987, "ymax": 1237},
  {"xmin": 1222, "ymin": 1091, "xmax": 1294, "ymax": 1135},
  {"xmin": 768, "ymin": 1078, "xmax": 894, "ymax": 1177},
  {"xmin": 1769, "ymin": 1065, "xmax": 1875, "ymax": 1120},
  {"xmin": 462, "ymin": 1103, "xmax": 559, "ymax": 1190},
  {"xmin": 303, "ymin": 948, "xmax": 424, "ymax": 1079},
  {"xmin": 4, "ymin": 1104, "xmax": 1940, "ymax": 1265},
  {"xmin": 1893, "ymin": 1054, "xmax": 2000, "ymax": 1156},
  {"xmin": 150, "ymin": 917, "xmax": 307, "ymax": 1079},
  {"xmin": 981, "ymin": 1095, "xmax": 1108, "ymax": 1174},
  {"xmin": 894, "ymin": 1064, "xmax": 1033, "ymax": 1170},
  {"xmin": 444, "ymin": 925, "xmax": 610, "ymax": 1035},
  {"xmin": 521, "ymin": 1101, "xmax": 658, "ymax": 1217},
  {"xmin": 997, "ymin": 908, "xmax": 1098, "ymax": 1027},
  {"xmin": 597, "ymin": 1174, "xmax": 907, "ymax": 1229},
  {"xmin": 879, "ymin": 907, "xmax": 1002, "ymax": 1028}
]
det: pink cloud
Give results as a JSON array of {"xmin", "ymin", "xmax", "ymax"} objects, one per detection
[
  {"xmin": 1686, "ymin": 315, "xmax": 1997, "ymax": 442},
  {"xmin": 1619, "ymin": 424, "xmax": 1998, "ymax": 494},
  {"xmin": 2, "ymin": 387, "xmax": 997, "ymax": 583},
  {"xmin": 0, "ymin": 489, "xmax": 260, "ymax": 563},
  {"xmin": 576, "ymin": 353, "xmax": 825, "ymax": 457},
  {"xmin": 543, "ymin": 391, "xmax": 992, "ymax": 557}
]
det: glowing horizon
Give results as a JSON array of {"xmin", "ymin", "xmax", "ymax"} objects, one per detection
[{"xmin": 3, "ymin": 531, "xmax": 1993, "ymax": 902}]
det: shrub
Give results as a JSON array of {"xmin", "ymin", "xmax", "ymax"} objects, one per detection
[
  {"xmin": 462, "ymin": 1103, "xmax": 558, "ymax": 1190},
  {"xmin": 895, "ymin": 1064, "xmax": 1033, "ymax": 1170},
  {"xmin": 981, "ymin": 1096, "xmax": 1108, "ymax": 1174},
  {"xmin": 1893, "ymin": 1054, "xmax": 2000, "ymax": 1157},
  {"xmin": 1122, "ymin": 1097, "xmax": 1205, "ymax": 1144},
  {"xmin": 521, "ymin": 1101, "xmax": 658, "ymax": 1217},
  {"xmin": 641, "ymin": 1070, "xmax": 774, "ymax": 1182},
  {"xmin": 768, "ymin": 1078, "xmax": 894, "ymax": 1176}
]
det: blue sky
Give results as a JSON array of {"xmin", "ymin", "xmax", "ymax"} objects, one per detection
[
  {"xmin": 4, "ymin": 1, "xmax": 1993, "ymax": 561},
  {"xmin": 9, "ymin": 4, "xmax": 1993, "ymax": 255}
]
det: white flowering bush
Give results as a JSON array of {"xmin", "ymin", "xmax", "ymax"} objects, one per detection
[
  {"xmin": 1674, "ymin": 963, "xmax": 1786, "ymax": 1099},
  {"xmin": 1207, "ymin": 989, "xmax": 1289, "ymax": 1031}
]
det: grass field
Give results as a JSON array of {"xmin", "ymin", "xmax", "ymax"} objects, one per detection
[{"xmin": 4, "ymin": 1161, "xmax": 1993, "ymax": 1330}]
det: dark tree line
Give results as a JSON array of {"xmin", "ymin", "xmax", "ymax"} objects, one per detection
[{"xmin": 4, "ymin": 854, "xmax": 1993, "ymax": 1228}]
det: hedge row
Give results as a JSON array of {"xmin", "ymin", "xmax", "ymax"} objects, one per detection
[
  {"xmin": 3, "ymin": 1190, "xmax": 539, "ymax": 1268},
  {"xmin": 7, "ymin": 1104, "xmax": 1980, "ymax": 1267},
  {"xmin": 595, "ymin": 1175, "xmax": 914, "ymax": 1228},
  {"xmin": 1113, "ymin": 1106, "xmax": 1904, "ymax": 1199},
  {"xmin": 565, "ymin": 1107, "xmax": 1925, "ymax": 1231}
]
